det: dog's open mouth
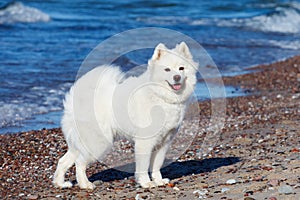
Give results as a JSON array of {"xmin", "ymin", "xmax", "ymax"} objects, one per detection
[{"xmin": 166, "ymin": 81, "xmax": 182, "ymax": 91}]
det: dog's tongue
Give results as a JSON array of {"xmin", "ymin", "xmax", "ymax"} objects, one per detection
[{"xmin": 173, "ymin": 84, "xmax": 181, "ymax": 91}]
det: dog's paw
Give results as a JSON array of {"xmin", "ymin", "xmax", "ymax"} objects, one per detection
[
  {"xmin": 53, "ymin": 181, "xmax": 73, "ymax": 189},
  {"xmin": 154, "ymin": 178, "xmax": 170, "ymax": 186},
  {"xmin": 139, "ymin": 181, "xmax": 156, "ymax": 188},
  {"xmin": 78, "ymin": 181, "xmax": 96, "ymax": 190}
]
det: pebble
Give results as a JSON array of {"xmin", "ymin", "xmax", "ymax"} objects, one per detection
[
  {"xmin": 226, "ymin": 179, "xmax": 236, "ymax": 185},
  {"xmin": 262, "ymin": 96, "xmax": 267, "ymax": 101},
  {"xmin": 244, "ymin": 197, "xmax": 255, "ymax": 200},
  {"xmin": 93, "ymin": 180, "xmax": 103, "ymax": 186},
  {"xmin": 291, "ymin": 93, "xmax": 300, "ymax": 99},
  {"xmin": 252, "ymin": 175, "xmax": 263, "ymax": 181},
  {"xmin": 268, "ymin": 187, "xmax": 275, "ymax": 190},
  {"xmin": 221, "ymin": 188, "xmax": 230, "ymax": 193},
  {"xmin": 173, "ymin": 186, "xmax": 180, "ymax": 191},
  {"xmin": 193, "ymin": 189, "xmax": 208, "ymax": 195},
  {"xmin": 258, "ymin": 139, "xmax": 264, "ymax": 143},
  {"xmin": 268, "ymin": 197, "xmax": 277, "ymax": 200},
  {"xmin": 278, "ymin": 184, "xmax": 294, "ymax": 194},
  {"xmin": 135, "ymin": 194, "xmax": 142, "ymax": 200},
  {"xmin": 268, "ymin": 179, "xmax": 279, "ymax": 187},
  {"xmin": 28, "ymin": 194, "xmax": 39, "ymax": 200},
  {"xmin": 245, "ymin": 191, "xmax": 254, "ymax": 195},
  {"xmin": 193, "ymin": 189, "xmax": 208, "ymax": 198}
]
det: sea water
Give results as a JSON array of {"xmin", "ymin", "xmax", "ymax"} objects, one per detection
[{"xmin": 0, "ymin": 0, "xmax": 300, "ymax": 133}]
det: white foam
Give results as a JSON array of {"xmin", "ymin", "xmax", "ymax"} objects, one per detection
[
  {"xmin": 291, "ymin": 1, "xmax": 300, "ymax": 10},
  {"xmin": 0, "ymin": 102, "xmax": 40, "ymax": 127},
  {"xmin": 0, "ymin": 2, "xmax": 50, "ymax": 24},
  {"xmin": 246, "ymin": 8, "xmax": 300, "ymax": 34},
  {"xmin": 191, "ymin": 2, "xmax": 300, "ymax": 34},
  {"xmin": 0, "ymin": 82, "xmax": 71, "ymax": 129},
  {"xmin": 268, "ymin": 40, "xmax": 300, "ymax": 50},
  {"xmin": 136, "ymin": 16, "xmax": 189, "ymax": 25}
]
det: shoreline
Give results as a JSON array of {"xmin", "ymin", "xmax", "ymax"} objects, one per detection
[
  {"xmin": 1, "ymin": 54, "xmax": 297, "ymax": 135},
  {"xmin": 0, "ymin": 55, "xmax": 299, "ymax": 199}
]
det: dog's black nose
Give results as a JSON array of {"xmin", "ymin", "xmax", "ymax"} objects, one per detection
[{"xmin": 173, "ymin": 75, "xmax": 181, "ymax": 82}]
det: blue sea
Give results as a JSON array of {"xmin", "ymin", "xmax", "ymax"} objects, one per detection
[{"xmin": 1, "ymin": 0, "xmax": 300, "ymax": 134}]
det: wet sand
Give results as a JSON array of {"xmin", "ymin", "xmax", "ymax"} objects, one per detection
[{"xmin": 0, "ymin": 56, "xmax": 299, "ymax": 199}]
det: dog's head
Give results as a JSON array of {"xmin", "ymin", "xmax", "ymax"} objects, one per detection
[{"xmin": 148, "ymin": 42, "xmax": 198, "ymax": 102}]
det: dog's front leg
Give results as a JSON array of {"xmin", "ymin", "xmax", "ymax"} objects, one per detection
[
  {"xmin": 150, "ymin": 142, "xmax": 170, "ymax": 186},
  {"xmin": 134, "ymin": 140, "xmax": 156, "ymax": 188}
]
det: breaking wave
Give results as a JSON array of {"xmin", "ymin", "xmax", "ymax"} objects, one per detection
[
  {"xmin": 0, "ymin": 1, "xmax": 50, "ymax": 24},
  {"xmin": 0, "ymin": 83, "xmax": 71, "ymax": 130},
  {"xmin": 191, "ymin": 1, "xmax": 300, "ymax": 34}
]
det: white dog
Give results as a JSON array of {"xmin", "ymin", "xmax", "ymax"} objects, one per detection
[{"xmin": 53, "ymin": 42, "xmax": 198, "ymax": 189}]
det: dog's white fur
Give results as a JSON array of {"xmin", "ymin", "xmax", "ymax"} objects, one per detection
[{"xmin": 53, "ymin": 42, "xmax": 198, "ymax": 189}]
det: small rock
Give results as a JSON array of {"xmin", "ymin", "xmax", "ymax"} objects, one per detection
[
  {"xmin": 276, "ymin": 94, "xmax": 283, "ymax": 99},
  {"xmin": 244, "ymin": 197, "xmax": 255, "ymax": 200},
  {"xmin": 193, "ymin": 189, "xmax": 209, "ymax": 198},
  {"xmin": 28, "ymin": 195, "xmax": 39, "ymax": 200},
  {"xmin": 173, "ymin": 186, "xmax": 180, "ymax": 191},
  {"xmin": 268, "ymin": 179, "xmax": 279, "ymax": 187},
  {"xmin": 268, "ymin": 197, "xmax": 277, "ymax": 200},
  {"xmin": 271, "ymin": 163, "xmax": 281, "ymax": 166},
  {"xmin": 193, "ymin": 189, "xmax": 208, "ymax": 195},
  {"xmin": 278, "ymin": 184, "xmax": 294, "ymax": 194},
  {"xmin": 226, "ymin": 179, "xmax": 236, "ymax": 185},
  {"xmin": 290, "ymin": 148, "xmax": 300, "ymax": 153},
  {"xmin": 292, "ymin": 93, "xmax": 300, "ymax": 99},
  {"xmin": 135, "ymin": 194, "xmax": 142, "ymax": 200},
  {"xmin": 252, "ymin": 175, "xmax": 263, "ymax": 181},
  {"xmin": 258, "ymin": 139, "xmax": 264, "ymax": 143},
  {"xmin": 221, "ymin": 188, "xmax": 230, "ymax": 193},
  {"xmin": 167, "ymin": 183, "xmax": 175, "ymax": 187},
  {"xmin": 245, "ymin": 191, "xmax": 254, "ymax": 195},
  {"xmin": 93, "ymin": 180, "xmax": 103, "ymax": 186}
]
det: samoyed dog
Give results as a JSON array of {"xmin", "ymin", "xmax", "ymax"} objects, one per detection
[{"xmin": 53, "ymin": 42, "xmax": 198, "ymax": 189}]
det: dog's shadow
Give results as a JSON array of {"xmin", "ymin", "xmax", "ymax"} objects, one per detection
[{"xmin": 89, "ymin": 157, "xmax": 240, "ymax": 183}]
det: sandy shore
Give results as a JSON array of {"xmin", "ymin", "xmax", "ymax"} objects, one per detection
[{"xmin": 0, "ymin": 56, "xmax": 299, "ymax": 199}]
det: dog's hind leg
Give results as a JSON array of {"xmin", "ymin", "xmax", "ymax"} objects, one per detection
[
  {"xmin": 53, "ymin": 149, "xmax": 78, "ymax": 188},
  {"xmin": 75, "ymin": 155, "xmax": 96, "ymax": 190}
]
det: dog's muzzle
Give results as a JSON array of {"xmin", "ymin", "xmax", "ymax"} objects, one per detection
[{"xmin": 166, "ymin": 76, "xmax": 186, "ymax": 91}]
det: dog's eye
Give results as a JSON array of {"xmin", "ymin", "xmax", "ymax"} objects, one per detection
[
  {"xmin": 164, "ymin": 68, "xmax": 171, "ymax": 72},
  {"xmin": 179, "ymin": 66, "xmax": 184, "ymax": 71}
]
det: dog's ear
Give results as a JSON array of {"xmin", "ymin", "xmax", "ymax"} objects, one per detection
[
  {"xmin": 151, "ymin": 43, "xmax": 167, "ymax": 61},
  {"xmin": 177, "ymin": 42, "xmax": 193, "ymax": 59}
]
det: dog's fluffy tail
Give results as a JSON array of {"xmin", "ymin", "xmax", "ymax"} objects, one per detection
[
  {"xmin": 61, "ymin": 65, "xmax": 124, "ymax": 156},
  {"xmin": 62, "ymin": 65, "xmax": 123, "ymax": 115}
]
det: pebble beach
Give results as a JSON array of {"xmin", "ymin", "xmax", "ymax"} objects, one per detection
[{"xmin": 1, "ymin": 56, "xmax": 299, "ymax": 199}]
